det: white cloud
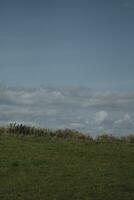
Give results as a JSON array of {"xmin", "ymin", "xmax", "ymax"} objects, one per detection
[
  {"xmin": 114, "ymin": 114, "xmax": 131, "ymax": 124},
  {"xmin": 94, "ymin": 111, "xmax": 109, "ymax": 124},
  {"xmin": 0, "ymin": 86, "xmax": 134, "ymax": 135},
  {"xmin": 124, "ymin": 114, "xmax": 131, "ymax": 121},
  {"xmin": 114, "ymin": 114, "xmax": 134, "ymax": 130}
]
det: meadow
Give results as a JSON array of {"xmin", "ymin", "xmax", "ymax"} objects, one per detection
[{"xmin": 0, "ymin": 124, "xmax": 134, "ymax": 200}]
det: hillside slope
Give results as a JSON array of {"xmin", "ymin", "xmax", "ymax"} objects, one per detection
[{"xmin": 0, "ymin": 135, "xmax": 134, "ymax": 200}]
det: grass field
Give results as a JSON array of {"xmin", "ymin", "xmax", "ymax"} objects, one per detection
[{"xmin": 0, "ymin": 133, "xmax": 134, "ymax": 200}]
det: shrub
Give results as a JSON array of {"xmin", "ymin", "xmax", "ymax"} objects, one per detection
[
  {"xmin": 55, "ymin": 129, "xmax": 92, "ymax": 141},
  {"xmin": 0, "ymin": 123, "xmax": 134, "ymax": 143},
  {"xmin": 96, "ymin": 134, "xmax": 118, "ymax": 143},
  {"xmin": 0, "ymin": 126, "xmax": 6, "ymax": 135},
  {"xmin": 121, "ymin": 135, "xmax": 134, "ymax": 143}
]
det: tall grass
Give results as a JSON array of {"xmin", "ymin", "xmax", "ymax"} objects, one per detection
[{"xmin": 0, "ymin": 123, "xmax": 134, "ymax": 143}]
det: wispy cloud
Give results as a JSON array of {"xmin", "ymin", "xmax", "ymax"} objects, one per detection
[{"xmin": 0, "ymin": 85, "xmax": 134, "ymax": 136}]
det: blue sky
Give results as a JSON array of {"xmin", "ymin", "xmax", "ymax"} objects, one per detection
[
  {"xmin": 0, "ymin": 0, "xmax": 134, "ymax": 89},
  {"xmin": 0, "ymin": 0, "xmax": 134, "ymax": 135}
]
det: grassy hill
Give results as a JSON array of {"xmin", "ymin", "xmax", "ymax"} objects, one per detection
[{"xmin": 0, "ymin": 124, "xmax": 134, "ymax": 200}]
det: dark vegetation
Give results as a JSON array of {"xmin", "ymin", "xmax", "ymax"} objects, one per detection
[
  {"xmin": 0, "ymin": 123, "xmax": 134, "ymax": 200},
  {"xmin": 0, "ymin": 123, "xmax": 134, "ymax": 143}
]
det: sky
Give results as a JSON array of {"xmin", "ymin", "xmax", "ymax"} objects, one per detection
[
  {"xmin": 0, "ymin": 0, "xmax": 134, "ymax": 89},
  {"xmin": 0, "ymin": 0, "xmax": 134, "ymax": 135}
]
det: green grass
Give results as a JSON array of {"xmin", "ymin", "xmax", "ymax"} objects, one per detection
[{"xmin": 0, "ymin": 134, "xmax": 134, "ymax": 200}]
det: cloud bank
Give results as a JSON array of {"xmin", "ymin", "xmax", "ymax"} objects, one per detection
[{"xmin": 0, "ymin": 85, "xmax": 134, "ymax": 136}]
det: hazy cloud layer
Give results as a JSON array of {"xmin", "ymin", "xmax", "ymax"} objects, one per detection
[{"xmin": 0, "ymin": 85, "xmax": 134, "ymax": 136}]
